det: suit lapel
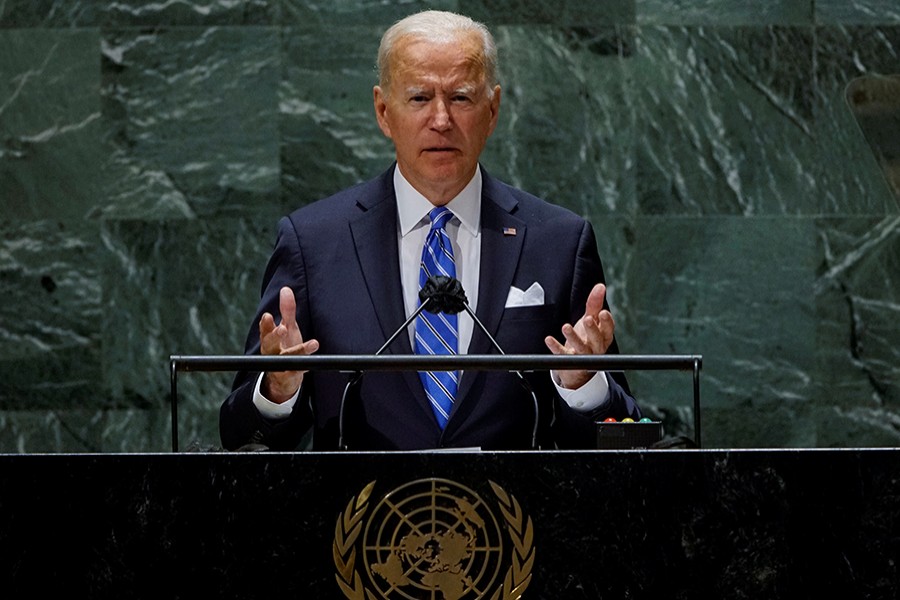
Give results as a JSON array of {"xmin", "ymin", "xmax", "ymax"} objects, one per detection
[
  {"xmin": 348, "ymin": 185, "xmax": 410, "ymax": 354},
  {"xmin": 348, "ymin": 168, "xmax": 434, "ymax": 423}
]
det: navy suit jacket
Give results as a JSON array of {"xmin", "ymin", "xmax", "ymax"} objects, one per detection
[{"xmin": 220, "ymin": 166, "xmax": 640, "ymax": 450}]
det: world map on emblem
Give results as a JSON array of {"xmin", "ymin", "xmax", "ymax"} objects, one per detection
[{"xmin": 362, "ymin": 479, "xmax": 506, "ymax": 600}]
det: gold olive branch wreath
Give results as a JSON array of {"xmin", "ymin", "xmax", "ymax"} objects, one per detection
[
  {"xmin": 488, "ymin": 480, "xmax": 535, "ymax": 600},
  {"xmin": 332, "ymin": 480, "xmax": 534, "ymax": 600},
  {"xmin": 333, "ymin": 481, "xmax": 375, "ymax": 600}
]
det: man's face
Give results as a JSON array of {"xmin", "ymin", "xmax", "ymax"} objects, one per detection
[{"xmin": 374, "ymin": 32, "xmax": 501, "ymax": 205}]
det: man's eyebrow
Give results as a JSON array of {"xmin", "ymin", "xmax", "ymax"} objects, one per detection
[{"xmin": 452, "ymin": 85, "xmax": 478, "ymax": 95}]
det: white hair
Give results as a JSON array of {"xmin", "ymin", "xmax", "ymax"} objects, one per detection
[{"xmin": 376, "ymin": 10, "xmax": 498, "ymax": 96}]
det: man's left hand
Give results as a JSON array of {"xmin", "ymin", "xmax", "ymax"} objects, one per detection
[{"xmin": 544, "ymin": 283, "xmax": 615, "ymax": 390}]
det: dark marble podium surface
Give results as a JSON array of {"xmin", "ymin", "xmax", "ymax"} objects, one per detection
[{"xmin": 1, "ymin": 449, "xmax": 897, "ymax": 599}]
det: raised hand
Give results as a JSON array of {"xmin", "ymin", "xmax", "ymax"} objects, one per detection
[
  {"xmin": 544, "ymin": 283, "xmax": 615, "ymax": 390},
  {"xmin": 259, "ymin": 286, "xmax": 319, "ymax": 403}
]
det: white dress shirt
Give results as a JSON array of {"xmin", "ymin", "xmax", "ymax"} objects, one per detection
[{"xmin": 395, "ymin": 164, "xmax": 481, "ymax": 355}]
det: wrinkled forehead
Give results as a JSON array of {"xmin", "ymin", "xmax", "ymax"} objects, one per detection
[{"xmin": 388, "ymin": 33, "xmax": 488, "ymax": 84}]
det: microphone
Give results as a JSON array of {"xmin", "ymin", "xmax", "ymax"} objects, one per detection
[
  {"xmin": 418, "ymin": 275, "xmax": 467, "ymax": 314},
  {"xmin": 337, "ymin": 275, "xmax": 540, "ymax": 450}
]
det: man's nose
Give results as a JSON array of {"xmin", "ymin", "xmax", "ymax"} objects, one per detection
[{"xmin": 430, "ymin": 99, "xmax": 452, "ymax": 131}]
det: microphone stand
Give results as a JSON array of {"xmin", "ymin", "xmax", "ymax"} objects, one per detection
[
  {"xmin": 337, "ymin": 299, "xmax": 434, "ymax": 450},
  {"xmin": 337, "ymin": 275, "xmax": 540, "ymax": 451}
]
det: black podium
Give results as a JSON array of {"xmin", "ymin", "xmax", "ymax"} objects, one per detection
[{"xmin": 1, "ymin": 449, "xmax": 898, "ymax": 599}]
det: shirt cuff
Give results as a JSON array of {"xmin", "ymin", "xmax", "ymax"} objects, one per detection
[
  {"xmin": 551, "ymin": 370, "xmax": 610, "ymax": 413},
  {"xmin": 252, "ymin": 373, "xmax": 299, "ymax": 419}
]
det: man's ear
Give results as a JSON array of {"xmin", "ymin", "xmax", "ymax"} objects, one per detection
[
  {"xmin": 487, "ymin": 85, "xmax": 501, "ymax": 136},
  {"xmin": 373, "ymin": 85, "xmax": 392, "ymax": 139}
]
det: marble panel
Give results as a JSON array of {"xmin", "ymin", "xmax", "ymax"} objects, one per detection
[
  {"xmin": 575, "ymin": 214, "xmax": 704, "ymax": 443},
  {"xmin": 703, "ymin": 403, "xmax": 818, "ymax": 448},
  {"xmin": 626, "ymin": 217, "xmax": 818, "ymax": 448},
  {"xmin": 814, "ymin": 217, "xmax": 900, "ymax": 446},
  {"xmin": 460, "ymin": 0, "xmax": 634, "ymax": 25},
  {"xmin": 98, "ymin": 0, "xmax": 278, "ymax": 26},
  {"xmin": 0, "ymin": 29, "xmax": 103, "ymax": 221},
  {"xmin": 283, "ymin": 0, "xmax": 459, "ymax": 25},
  {"xmin": 577, "ymin": 215, "xmax": 635, "ymax": 328},
  {"xmin": 814, "ymin": 25, "xmax": 900, "ymax": 214},
  {"xmin": 0, "ymin": 0, "xmax": 278, "ymax": 27},
  {"xmin": 1, "ymin": 2, "xmax": 899, "ymax": 455},
  {"xmin": 279, "ymin": 25, "xmax": 392, "ymax": 210},
  {"xmin": 99, "ymin": 27, "xmax": 281, "ymax": 220},
  {"xmin": 632, "ymin": 26, "xmax": 819, "ymax": 215},
  {"xmin": 175, "ymin": 375, "xmax": 235, "ymax": 451},
  {"xmin": 99, "ymin": 218, "xmax": 275, "ymax": 428},
  {"xmin": 0, "ymin": 0, "xmax": 103, "ymax": 27},
  {"xmin": 636, "ymin": 0, "xmax": 813, "ymax": 25},
  {"xmin": 0, "ymin": 220, "xmax": 103, "ymax": 411},
  {"xmin": 816, "ymin": 25, "xmax": 900, "ymax": 78},
  {"xmin": 0, "ymin": 408, "xmax": 170, "ymax": 453},
  {"xmin": 481, "ymin": 25, "xmax": 637, "ymax": 216},
  {"xmin": 570, "ymin": 214, "xmax": 706, "ymax": 441},
  {"xmin": 816, "ymin": 0, "xmax": 900, "ymax": 25}
]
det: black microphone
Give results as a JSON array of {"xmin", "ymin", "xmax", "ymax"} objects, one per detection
[
  {"xmin": 337, "ymin": 275, "xmax": 540, "ymax": 450},
  {"xmin": 418, "ymin": 275, "xmax": 468, "ymax": 314}
]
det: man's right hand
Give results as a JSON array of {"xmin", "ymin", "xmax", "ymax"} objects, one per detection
[{"xmin": 259, "ymin": 286, "xmax": 319, "ymax": 403}]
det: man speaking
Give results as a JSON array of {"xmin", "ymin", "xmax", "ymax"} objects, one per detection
[{"xmin": 220, "ymin": 10, "xmax": 641, "ymax": 451}]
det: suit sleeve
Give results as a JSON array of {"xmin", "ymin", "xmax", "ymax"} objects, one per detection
[
  {"xmin": 549, "ymin": 220, "xmax": 641, "ymax": 448},
  {"xmin": 219, "ymin": 216, "xmax": 316, "ymax": 451}
]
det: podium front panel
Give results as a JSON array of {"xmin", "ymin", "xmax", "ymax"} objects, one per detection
[{"xmin": 0, "ymin": 449, "xmax": 897, "ymax": 599}]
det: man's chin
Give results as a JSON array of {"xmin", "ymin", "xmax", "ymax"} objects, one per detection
[
  {"xmin": 419, "ymin": 150, "xmax": 463, "ymax": 166},
  {"xmin": 426, "ymin": 165, "xmax": 473, "ymax": 185},
  {"xmin": 401, "ymin": 163, "xmax": 476, "ymax": 201},
  {"xmin": 425, "ymin": 152, "xmax": 475, "ymax": 171}
]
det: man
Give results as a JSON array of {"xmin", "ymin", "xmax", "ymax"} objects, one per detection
[{"xmin": 220, "ymin": 10, "xmax": 640, "ymax": 451}]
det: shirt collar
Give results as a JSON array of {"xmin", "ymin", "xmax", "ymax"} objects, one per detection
[{"xmin": 395, "ymin": 165, "xmax": 482, "ymax": 238}]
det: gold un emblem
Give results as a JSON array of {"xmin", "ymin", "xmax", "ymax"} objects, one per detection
[{"xmin": 333, "ymin": 478, "xmax": 535, "ymax": 600}]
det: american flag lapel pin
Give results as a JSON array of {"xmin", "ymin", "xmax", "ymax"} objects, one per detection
[{"xmin": 503, "ymin": 226, "xmax": 517, "ymax": 236}]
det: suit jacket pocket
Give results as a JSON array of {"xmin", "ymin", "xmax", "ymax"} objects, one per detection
[
  {"xmin": 496, "ymin": 303, "xmax": 558, "ymax": 353},
  {"xmin": 501, "ymin": 303, "xmax": 556, "ymax": 322}
]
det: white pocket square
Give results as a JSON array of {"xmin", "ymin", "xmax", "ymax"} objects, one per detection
[{"xmin": 505, "ymin": 282, "xmax": 545, "ymax": 307}]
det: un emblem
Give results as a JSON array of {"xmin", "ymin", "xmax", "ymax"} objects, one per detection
[{"xmin": 333, "ymin": 478, "xmax": 535, "ymax": 600}]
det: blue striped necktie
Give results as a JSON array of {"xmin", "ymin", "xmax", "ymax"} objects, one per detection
[{"xmin": 415, "ymin": 206, "xmax": 458, "ymax": 429}]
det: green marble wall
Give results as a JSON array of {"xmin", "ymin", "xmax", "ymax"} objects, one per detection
[{"xmin": 1, "ymin": 1, "xmax": 897, "ymax": 452}]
